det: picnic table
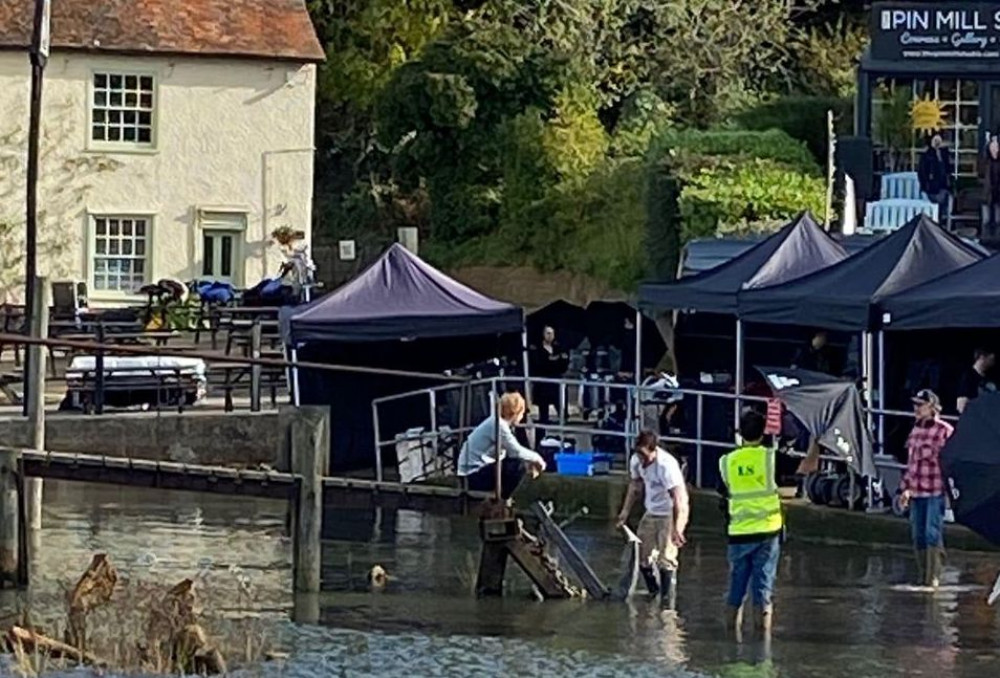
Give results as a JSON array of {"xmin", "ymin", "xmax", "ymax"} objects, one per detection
[
  {"xmin": 208, "ymin": 356, "xmax": 288, "ymax": 411},
  {"xmin": 63, "ymin": 355, "xmax": 207, "ymax": 414}
]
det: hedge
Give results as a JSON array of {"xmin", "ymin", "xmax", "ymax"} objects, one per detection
[{"xmin": 734, "ymin": 95, "xmax": 854, "ymax": 164}]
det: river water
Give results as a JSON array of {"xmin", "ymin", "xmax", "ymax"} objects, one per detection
[{"xmin": 4, "ymin": 480, "xmax": 1000, "ymax": 677}]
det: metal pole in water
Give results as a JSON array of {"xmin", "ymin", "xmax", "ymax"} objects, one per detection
[
  {"xmin": 25, "ymin": 276, "xmax": 48, "ymax": 531},
  {"xmin": 0, "ymin": 449, "xmax": 21, "ymax": 587}
]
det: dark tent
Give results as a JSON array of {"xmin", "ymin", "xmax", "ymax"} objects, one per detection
[
  {"xmin": 285, "ymin": 244, "xmax": 524, "ymax": 472},
  {"xmin": 737, "ymin": 216, "xmax": 984, "ymax": 331},
  {"xmin": 879, "ymin": 253, "xmax": 1000, "ymax": 330},
  {"xmin": 286, "ymin": 243, "xmax": 522, "ymax": 343},
  {"xmin": 679, "ymin": 231, "xmax": 986, "ymax": 279},
  {"xmin": 756, "ymin": 366, "xmax": 876, "ymax": 478},
  {"xmin": 942, "ymin": 391, "xmax": 1000, "ymax": 545},
  {"xmin": 585, "ymin": 300, "xmax": 668, "ymax": 371},
  {"xmin": 640, "ymin": 212, "xmax": 847, "ymax": 314},
  {"xmin": 526, "ymin": 300, "xmax": 587, "ymax": 350}
]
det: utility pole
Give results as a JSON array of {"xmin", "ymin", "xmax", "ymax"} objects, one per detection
[{"xmin": 23, "ymin": 0, "xmax": 51, "ymax": 414}]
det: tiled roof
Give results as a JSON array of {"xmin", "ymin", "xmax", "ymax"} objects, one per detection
[{"xmin": 0, "ymin": 0, "xmax": 325, "ymax": 62}]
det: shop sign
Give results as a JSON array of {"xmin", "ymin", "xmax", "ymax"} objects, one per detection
[{"xmin": 871, "ymin": 2, "xmax": 1000, "ymax": 60}]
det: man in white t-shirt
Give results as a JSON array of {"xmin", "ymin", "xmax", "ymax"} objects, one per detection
[{"xmin": 617, "ymin": 430, "xmax": 689, "ymax": 607}]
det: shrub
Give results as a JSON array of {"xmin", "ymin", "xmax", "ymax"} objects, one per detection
[
  {"xmin": 676, "ymin": 156, "xmax": 826, "ymax": 241},
  {"xmin": 734, "ymin": 95, "xmax": 854, "ymax": 164},
  {"xmin": 661, "ymin": 128, "xmax": 820, "ymax": 175}
]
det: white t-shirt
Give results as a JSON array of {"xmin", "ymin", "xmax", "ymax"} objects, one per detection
[{"xmin": 629, "ymin": 448, "xmax": 685, "ymax": 517}]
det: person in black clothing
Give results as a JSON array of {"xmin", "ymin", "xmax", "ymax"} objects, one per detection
[
  {"xmin": 982, "ymin": 137, "xmax": 1000, "ymax": 239},
  {"xmin": 791, "ymin": 331, "xmax": 837, "ymax": 376},
  {"xmin": 956, "ymin": 348, "xmax": 996, "ymax": 414},
  {"xmin": 531, "ymin": 326, "xmax": 570, "ymax": 424},
  {"xmin": 918, "ymin": 131, "xmax": 953, "ymax": 223}
]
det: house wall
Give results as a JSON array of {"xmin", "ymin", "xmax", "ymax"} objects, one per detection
[{"xmin": 0, "ymin": 51, "xmax": 316, "ymax": 303}]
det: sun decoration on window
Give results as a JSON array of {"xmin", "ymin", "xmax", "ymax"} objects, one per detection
[{"xmin": 910, "ymin": 96, "xmax": 947, "ymax": 133}]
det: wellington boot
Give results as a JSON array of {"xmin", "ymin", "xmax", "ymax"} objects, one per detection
[
  {"xmin": 724, "ymin": 605, "xmax": 743, "ymax": 642},
  {"xmin": 639, "ymin": 567, "xmax": 660, "ymax": 597},
  {"xmin": 751, "ymin": 604, "xmax": 773, "ymax": 638},
  {"xmin": 658, "ymin": 568, "xmax": 677, "ymax": 609},
  {"xmin": 914, "ymin": 548, "xmax": 926, "ymax": 586},
  {"xmin": 926, "ymin": 547, "xmax": 944, "ymax": 589}
]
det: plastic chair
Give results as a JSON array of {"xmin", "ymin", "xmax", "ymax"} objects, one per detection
[
  {"xmin": 880, "ymin": 172, "xmax": 927, "ymax": 201},
  {"xmin": 862, "ymin": 199, "xmax": 939, "ymax": 234}
]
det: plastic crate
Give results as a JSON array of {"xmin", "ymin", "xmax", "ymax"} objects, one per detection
[{"xmin": 555, "ymin": 452, "xmax": 613, "ymax": 477}]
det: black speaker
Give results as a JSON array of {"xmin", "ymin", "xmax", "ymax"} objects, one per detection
[{"xmin": 836, "ymin": 136, "xmax": 875, "ymax": 201}]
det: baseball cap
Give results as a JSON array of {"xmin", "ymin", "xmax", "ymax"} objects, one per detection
[{"xmin": 912, "ymin": 389, "xmax": 941, "ymax": 410}]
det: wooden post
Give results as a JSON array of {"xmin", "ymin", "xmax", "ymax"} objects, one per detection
[
  {"xmin": 250, "ymin": 320, "xmax": 262, "ymax": 412},
  {"xmin": 25, "ymin": 276, "xmax": 48, "ymax": 531},
  {"xmin": 291, "ymin": 407, "xmax": 328, "ymax": 593},
  {"xmin": 0, "ymin": 449, "xmax": 22, "ymax": 587}
]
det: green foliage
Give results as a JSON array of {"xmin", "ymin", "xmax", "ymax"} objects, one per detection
[
  {"xmin": 676, "ymin": 157, "xmax": 826, "ymax": 241},
  {"xmin": 662, "ymin": 129, "xmax": 820, "ymax": 175},
  {"xmin": 874, "ymin": 85, "xmax": 914, "ymax": 171},
  {"xmin": 788, "ymin": 16, "xmax": 868, "ymax": 99},
  {"xmin": 734, "ymin": 96, "xmax": 854, "ymax": 163}
]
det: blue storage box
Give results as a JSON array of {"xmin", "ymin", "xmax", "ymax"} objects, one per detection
[{"xmin": 555, "ymin": 452, "xmax": 612, "ymax": 477}]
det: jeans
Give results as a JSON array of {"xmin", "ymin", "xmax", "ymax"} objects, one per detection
[
  {"xmin": 909, "ymin": 495, "xmax": 945, "ymax": 549},
  {"xmin": 465, "ymin": 458, "xmax": 525, "ymax": 500},
  {"xmin": 726, "ymin": 536, "xmax": 781, "ymax": 608}
]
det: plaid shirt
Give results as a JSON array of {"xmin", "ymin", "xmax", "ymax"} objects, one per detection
[{"xmin": 900, "ymin": 417, "xmax": 954, "ymax": 497}]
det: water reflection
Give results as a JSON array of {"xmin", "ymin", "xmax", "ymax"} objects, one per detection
[{"xmin": 3, "ymin": 480, "xmax": 1000, "ymax": 677}]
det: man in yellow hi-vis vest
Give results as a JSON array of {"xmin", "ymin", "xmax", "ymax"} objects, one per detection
[{"xmin": 718, "ymin": 409, "xmax": 784, "ymax": 636}]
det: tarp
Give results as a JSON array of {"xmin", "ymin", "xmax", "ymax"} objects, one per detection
[
  {"xmin": 737, "ymin": 216, "xmax": 984, "ymax": 331},
  {"xmin": 526, "ymin": 299, "xmax": 588, "ymax": 350},
  {"xmin": 284, "ymin": 243, "xmax": 523, "ymax": 343},
  {"xmin": 879, "ymin": 253, "xmax": 1000, "ymax": 330},
  {"xmin": 640, "ymin": 212, "xmax": 847, "ymax": 314},
  {"xmin": 941, "ymin": 391, "xmax": 1000, "ymax": 545},
  {"xmin": 756, "ymin": 365, "xmax": 876, "ymax": 478}
]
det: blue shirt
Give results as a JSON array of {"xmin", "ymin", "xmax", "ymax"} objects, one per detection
[{"xmin": 457, "ymin": 416, "xmax": 546, "ymax": 476}]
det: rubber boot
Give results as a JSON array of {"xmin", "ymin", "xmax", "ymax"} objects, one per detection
[
  {"xmin": 914, "ymin": 548, "xmax": 926, "ymax": 586},
  {"xmin": 926, "ymin": 547, "xmax": 944, "ymax": 589},
  {"xmin": 751, "ymin": 604, "xmax": 773, "ymax": 637},
  {"xmin": 724, "ymin": 605, "xmax": 743, "ymax": 642},
  {"xmin": 658, "ymin": 568, "xmax": 677, "ymax": 609},
  {"xmin": 639, "ymin": 567, "xmax": 660, "ymax": 597}
]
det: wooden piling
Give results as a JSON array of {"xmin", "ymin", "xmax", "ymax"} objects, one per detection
[
  {"xmin": 290, "ymin": 407, "xmax": 328, "ymax": 593},
  {"xmin": 0, "ymin": 448, "xmax": 21, "ymax": 587},
  {"xmin": 25, "ymin": 276, "xmax": 48, "ymax": 531}
]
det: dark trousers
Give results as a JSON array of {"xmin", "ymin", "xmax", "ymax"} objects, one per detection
[{"xmin": 466, "ymin": 458, "xmax": 525, "ymax": 499}]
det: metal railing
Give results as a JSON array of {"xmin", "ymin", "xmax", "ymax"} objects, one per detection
[{"xmin": 371, "ymin": 375, "xmax": 943, "ymax": 496}]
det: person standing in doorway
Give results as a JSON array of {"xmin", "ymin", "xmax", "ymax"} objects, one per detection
[
  {"xmin": 719, "ymin": 409, "xmax": 784, "ymax": 636},
  {"xmin": 791, "ymin": 330, "xmax": 837, "ymax": 375},
  {"xmin": 899, "ymin": 389, "xmax": 954, "ymax": 588},
  {"xmin": 918, "ymin": 131, "xmax": 953, "ymax": 224},
  {"xmin": 956, "ymin": 348, "xmax": 996, "ymax": 414},
  {"xmin": 617, "ymin": 430, "xmax": 689, "ymax": 608},
  {"xmin": 981, "ymin": 137, "xmax": 1000, "ymax": 239}
]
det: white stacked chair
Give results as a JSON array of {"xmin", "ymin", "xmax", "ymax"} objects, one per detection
[
  {"xmin": 880, "ymin": 172, "xmax": 927, "ymax": 201},
  {"xmin": 862, "ymin": 198, "xmax": 939, "ymax": 234}
]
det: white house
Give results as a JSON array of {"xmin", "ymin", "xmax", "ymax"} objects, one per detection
[{"xmin": 0, "ymin": 0, "xmax": 324, "ymax": 304}]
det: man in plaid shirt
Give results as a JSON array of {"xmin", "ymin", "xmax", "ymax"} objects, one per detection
[{"xmin": 900, "ymin": 389, "xmax": 954, "ymax": 588}]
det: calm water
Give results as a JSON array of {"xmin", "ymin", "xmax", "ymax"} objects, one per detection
[{"xmin": 4, "ymin": 480, "xmax": 1000, "ymax": 677}]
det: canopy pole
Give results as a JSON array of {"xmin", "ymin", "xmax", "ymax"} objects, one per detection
[
  {"xmin": 734, "ymin": 318, "xmax": 745, "ymax": 431},
  {"xmin": 634, "ymin": 309, "xmax": 643, "ymax": 442},
  {"xmin": 862, "ymin": 332, "xmax": 874, "ymax": 430},
  {"xmin": 877, "ymin": 331, "xmax": 886, "ymax": 456},
  {"xmin": 492, "ymin": 381, "xmax": 503, "ymax": 502},
  {"xmin": 290, "ymin": 347, "xmax": 301, "ymax": 406}
]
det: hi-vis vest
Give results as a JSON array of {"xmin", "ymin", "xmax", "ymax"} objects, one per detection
[{"xmin": 719, "ymin": 445, "xmax": 783, "ymax": 537}]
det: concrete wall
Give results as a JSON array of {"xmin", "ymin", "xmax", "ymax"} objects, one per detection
[
  {"xmin": 0, "ymin": 410, "xmax": 291, "ymax": 469},
  {"xmin": 0, "ymin": 52, "xmax": 316, "ymax": 303}
]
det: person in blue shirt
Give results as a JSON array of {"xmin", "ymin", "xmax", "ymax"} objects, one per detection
[{"xmin": 457, "ymin": 392, "xmax": 546, "ymax": 499}]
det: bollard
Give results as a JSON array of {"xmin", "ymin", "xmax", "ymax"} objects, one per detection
[
  {"xmin": 0, "ymin": 449, "xmax": 21, "ymax": 587},
  {"xmin": 291, "ymin": 407, "xmax": 328, "ymax": 593}
]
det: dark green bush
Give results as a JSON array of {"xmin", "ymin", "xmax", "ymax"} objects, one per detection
[
  {"xmin": 734, "ymin": 95, "xmax": 853, "ymax": 164},
  {"xmin": 658, "ymin": 128, "xmax": 821, "ymax": 175}
]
